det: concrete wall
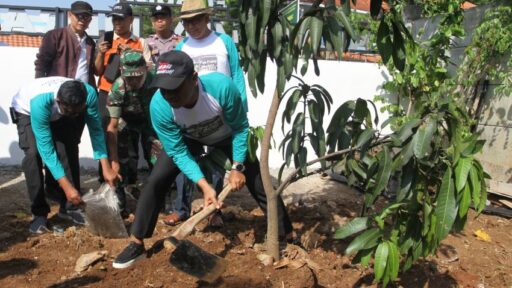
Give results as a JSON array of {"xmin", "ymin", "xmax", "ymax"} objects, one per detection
[{"xmin": 0, "ymin": 46, "xmax": 389, "ymax": 169}]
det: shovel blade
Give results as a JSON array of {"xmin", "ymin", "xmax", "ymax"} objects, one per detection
[{"xmin": 169, "ymin": 239, "xmax": 227, "ymax": 283}]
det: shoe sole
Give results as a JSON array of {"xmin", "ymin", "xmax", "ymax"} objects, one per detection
[
  {"xmin": 58, "ymin": 212, "xmax": 86, "ymax": 225},
  {"xmin": 112, "ymin": 254, "xmax": 145, "ymax": 269}
]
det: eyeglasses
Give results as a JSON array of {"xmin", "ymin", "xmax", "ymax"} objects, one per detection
[
  {"xmin": 181, "ymin": 15, "xmax": 205, "ymax": 26},
  {"xmin": 74, "ymin": 13, "xmax": 92, "ymax": 22}
]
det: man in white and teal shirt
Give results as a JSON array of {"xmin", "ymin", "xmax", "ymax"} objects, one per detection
[
  {"xmin": 11, "ymin": 77, "xmax": 120, "ymax": 233},
  {"xmin": 164, "ymin": 0, "xmax": 248, "ymax": 227},
  {"xmin": 113, "ymin": 51, "xmax": 293, "ymax": 269}
]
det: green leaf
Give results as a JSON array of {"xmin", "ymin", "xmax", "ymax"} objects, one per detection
[
  {"xmin": 396, "ymin": 118, "xmax": 422, "ymax": 143},
  {"xmin": 387, "ymin": 241, "xmax": 400, "ymax": 280},
  {"xmin": 307, "ymin": 100, "xmax": 321, "ymax": 130},
  {"xmin": 348, "ymin": 159, "xmax": 367, "ymax": 179},
  {"xmin": 374, "ymin": 242, "xmax": 389, "ymax": 282},
  {"xmin": 291, "ymin": 113, "xmax": 305, "ymax": 154},
  {"xmin": 261, "ymin": 0, "xmax": 272, "ymax": 29},
  {"xmin": 413, "ymin": 117, "xmax": 437, "ymax": 159},
  {"xmin": 283, "ymin": 89, "xmax": 302, "ymax": 125},
  {"xmin": 335, "ymin": 9, "xmax": 359, "ymax": 42},
  {"xmin": 397, "ymin": 161, "xmax": 415, "ymax": 201},
  {"xmin": 310, "ymin": 15, "xmax": 324, "ymax": 55},
  {"xmin": 371, "ymin": 147, "xmax": 392, "ymax": 200},
  {"xmin": 271, "ymin": 20, "xmax": 283, "ymax": 59},
  {"xmin": 435, "ymin": 168, "xmax": 457, "ymax": 240},
  {"xmin": 355, "ymin": 129, "xmax": 375, "ymax": 148},
  {"xmin": 455, "ymin": 157, "xmax": 473, "ymax": 192},
  {"xmin": 377, "ymin": 20, "xmax": 392, "ymax": 64},
  {"xmin": 298, "ymin": 146, "xmax": 308, "ymax": 175},
  {"xmin": 354, "ymin": 98, "xmax": 369, "ymax": 122},
  {"xmin": 326, "ymin": 16, "xmax": 343, "ymax": 59},
  {"xmin": 352, "ymin": 248, "xmax": 373, "ymax": 268},
  {"xmin": 462, "ymin": 139, "xmax": 485, "ymax": 156},
  {"xmin": 334, "ymin": 217, "xmax": 370, "ymax": 239},
  {"xmin": 391, "ymin": 21, "xmax": 406, "ymax": 71},
  {"xmin": 345, "ymin": 228, "xmax": 382, "ymax": 255},
  {"xmin": 459, "ymin": 183, "xmax": 471, "ymax": 218},
  {"xmin": 469, "ymin": 165, "xmax": 481, "ymax": 208},
  {"xmin": 277, "ymin": 162, "xmax": 287, "ymax": 185}
]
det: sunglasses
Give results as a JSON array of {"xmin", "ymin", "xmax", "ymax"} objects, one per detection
[{"xmin": 74, "ymin": 13, "xmax": 92, "ymax": 21}]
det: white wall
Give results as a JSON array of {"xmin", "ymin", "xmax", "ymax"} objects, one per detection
[{"xmin": 0, "ymin": 46, "xmax": 389, "ymax": 169}]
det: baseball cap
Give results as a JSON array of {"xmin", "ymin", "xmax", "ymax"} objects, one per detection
[
  {"xmin": 120, "ymin": 50, "xmax": 146, "ymax": 77},
  {"xmin": 107, "ymin": 3, "xmax": 133, "ymax": 18},
  {"xmin": 70, "ymin": 1, "xmax": 93, "ymax": 15},
  {"xmin": 151, "ymin": 5, "xmax": 172, "ymax": 17},
  {"xmin": 150, "ymin": 51, "xmax": 195, "ymax": 90}
]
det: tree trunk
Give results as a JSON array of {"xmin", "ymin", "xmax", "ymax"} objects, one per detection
[{"xmin": 260, "ymin": 87, "xmax": 281, "ymax": 260}]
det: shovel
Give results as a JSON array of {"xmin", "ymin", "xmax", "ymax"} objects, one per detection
[{"xmin": 163, "ymin": 184, "xmax": 233, "ymax": 283}]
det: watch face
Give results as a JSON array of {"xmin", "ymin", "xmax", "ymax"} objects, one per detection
[{"xmin": 233, "ymin": 163, "xmax": 245, "ymax": 172}]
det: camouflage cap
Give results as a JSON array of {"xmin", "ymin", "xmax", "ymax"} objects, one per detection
[{"xmin": 120, "ymin": 49, "xmax": 146, "ymax": 77}]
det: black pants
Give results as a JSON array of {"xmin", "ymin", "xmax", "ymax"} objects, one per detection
[
  {"xmin": 131, "ymin": 137, "xmax": 293, "ymax": 239},
  {"xmin": 15, "ymin": 113, "xmax": 84, "ymax": 217}
]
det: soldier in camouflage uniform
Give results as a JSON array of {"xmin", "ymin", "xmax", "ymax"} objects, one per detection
[{"xmin": 105, "ymin": 49, "xmax": 160, "ymax": 216}]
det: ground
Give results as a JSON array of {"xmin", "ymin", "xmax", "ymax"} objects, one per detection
[{"xmin": 0, "ymin": 166, "xmax": 511, "ymax": 288}]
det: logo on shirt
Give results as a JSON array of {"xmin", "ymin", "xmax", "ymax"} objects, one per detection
[
  {"xmin": 183, "ymin": 116, "xmax": 224, "ymax": 139},
  {"xmin": 157, "ymin": 62, "xmax": 175, "ymax": 75}
]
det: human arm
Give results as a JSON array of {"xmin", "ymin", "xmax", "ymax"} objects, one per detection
[
  {"xmin": 83, "ymin": 84, "xmax": 121, "ymax": 186},
  {"xmin": 220, "ymin": 34, "xmax": 248, "ymax": 112},
  {"xmin": 94, "ymin": 38, "xmax": 111, "ymax": 76},
  {"xmin": 34, "ymin": 30, "xmax": 57, "ymax": 78}
]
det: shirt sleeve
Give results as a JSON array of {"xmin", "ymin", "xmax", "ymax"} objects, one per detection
[
  {"xmin": 202, "ymin": 74, "xmax": 249, "ymax": 164},
  {"xmin": 83, "ymin": 84, "xmax": 109, "ymax": 160},
  {"xmin": 220, "ymin": 33, "xmax": 248, "ymax": 113},
  {"xmin": 139, "ymin": 38, "xmax": 154, "ymax": 70},
  {"xmin": 30, "ymin": 93, "xmax": 67, "ymax": 180},
  {"xmin": 106, "ymin": 77, "xmax": 125, "ymax": 118},
  {"xmin": 150, "ymin": 91, "xmax": 205, "ymax": 183}
]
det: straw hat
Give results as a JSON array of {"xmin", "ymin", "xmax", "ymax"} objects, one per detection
[{"xmin": 179, "ymin": 0, "xmax": 214, "ymax": 19}]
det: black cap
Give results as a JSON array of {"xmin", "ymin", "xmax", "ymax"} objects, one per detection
[
  {"xmin": 107, "ymin": 3, "xmax": 133, "ymax": 17},
  {"xmin": 151, "ymin": 5, "xmax": 172, "ymax": 17},
  {"xmin": 150, "ymin": 51, "xmax": 195, "ymax": 90},
  {"xmin": 71, "ymin": 1, "xmax": 93, "ymax": 15}
]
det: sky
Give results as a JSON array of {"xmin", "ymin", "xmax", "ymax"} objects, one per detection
[{"xmin": 1, "ymin": 0, "xmax": 118, "ymax": 11}]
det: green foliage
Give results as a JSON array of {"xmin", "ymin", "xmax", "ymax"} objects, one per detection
[
  {"xmin": 238, "ymin": 0, "xmax": 496, "ymax": 286},
  {"xmin": 239, "ymin": 0, "xmax": 357, "ymax": 97},
  {"xmin": 458, "ymin": 6, "xmax": 512, "ymax": 99}
]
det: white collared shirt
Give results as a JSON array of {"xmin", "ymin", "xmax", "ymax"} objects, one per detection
[{"xmin": 74, "ymin": 33, "xmax": 89, "ymax": 83}]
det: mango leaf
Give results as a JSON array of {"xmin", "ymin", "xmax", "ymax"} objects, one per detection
[
  {"xmin": 377, "ymin": 20, "xmax": 392, "ymax": 64},
  {"xmin": 391, "ymin": 22, "xmax": 406, "ymax": 71},
  {"xmin": 374, "ymin": 242, "xmax": 389, "ymax": 282},
  {"xmin": 282, "ymin": 89, "xmax": 303, "ymax": 126},
  {"xmin": 413, "ymin": 117, "xmax": 437, "ymax": 159},
  {"xmin": 455, "ymin": 156, "xmax": 473, "ymax": 192},
  {"xmin": 291, "ymin": 113, "xmax": 305, "ymax": 154},
  {"xmin": 469, "ymin": 165, "xmax": 481, "ymax": 208},
  {"xmin": 459, "ymin": 183, "xmax": 471, "ymax": 218},
  {"xmin": 271, "ymin": 21, "xmax": 283, "ymax": 60},
  {"xmin": 261, "ymin": 0, "xmax": 272, "ymax": 30},
  {"xmin": 435, "ymin": 168, "xmax": 457, "ymax": 240},
  {"xmin": 334, "ymin": 217, "xmax": 370, "ymax": 239},
  {"xmin": 387, "ymin": 241, "xmax": 400, "ymax": 280},
  {"xmin": 354, "ymin": 98, "xmax": 369, "ymax": 123},
  {"xmin": 352, "ymin": 248, "xmax": 373, "ymax": 267},
  {"xmin": 355, "ymin": 129, "xmax": 376, "ymax": 148},
  {"xmin": 310, "ymin": 15, "xmax": 324, "ymax": 55},
  {"xmin": 345, "ymin": 228, "xmax": 382, "ymax": 255},
  {"xmin": 371, "ymin": 147, "xmax": 392, "ymax": 200},
  {"xmin": 348, "ymin": 159, "xmax": 367, "ymax": 179},
  {"xmin": 335, "ymin": 8, "xmax": 359, "ymax": 42},
  {"xmin": 397, "ymin": 160, "xmax": 415, "ymax": 201},
  {"xmin": 396, "ymin": 118, "xmax": 422, "ymax": 143},
  {"xmin": 461, "ymin": 139, "xmax": 485, "ymax": 156}
]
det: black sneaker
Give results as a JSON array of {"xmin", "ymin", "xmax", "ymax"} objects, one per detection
[
  {"xmin": 113, "ymin": 242, "xmax": 145, "ymax": 269},
  {"xmin": 58, "ymin": 207, "xmax": 87, "ymax": 225},
  {"xmin": 29, "ymin": 216, "xmax": 50, "ymax": 234}
]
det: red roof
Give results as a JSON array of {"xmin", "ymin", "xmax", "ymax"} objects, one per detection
[{"xmin": 0, "ymin": 34, "xmax": 42, "ymax": 48}]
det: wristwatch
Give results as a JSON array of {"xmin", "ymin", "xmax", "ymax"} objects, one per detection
[{"xmin": 231, "ymin": 162, "xmax": 245, "ymax": 172}]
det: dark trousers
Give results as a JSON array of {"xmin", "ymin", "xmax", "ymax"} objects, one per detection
[
  {"xmin": 131, "ymin": 137, "xmax": 293, "ymax": 239},
  {"xmin": 15, "ymin": 113, "xmax": 84, "ymax": 217}
]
